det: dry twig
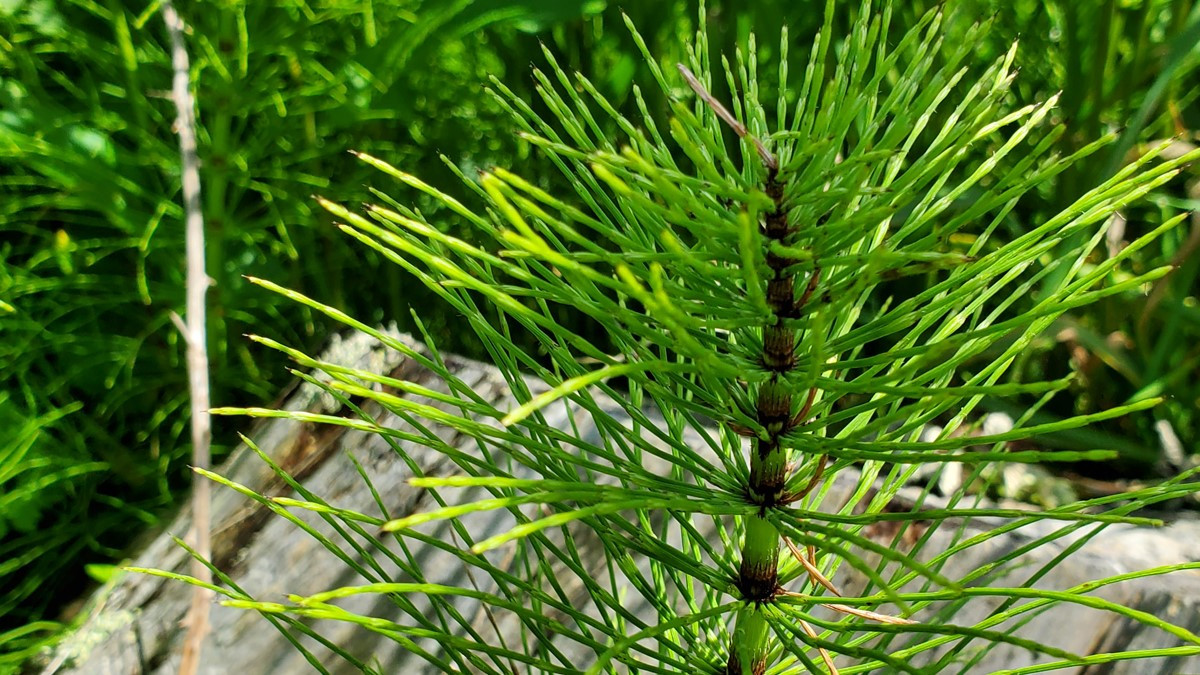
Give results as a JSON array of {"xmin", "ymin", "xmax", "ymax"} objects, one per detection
[{"xmin": 162, "ymin": 2, "xmax": 213, "ymax": 672}]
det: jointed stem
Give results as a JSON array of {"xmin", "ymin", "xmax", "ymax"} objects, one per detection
[
  {"xmin": 677, "ymin": 63, "xmax": 829, "ymax": 675},
  {"xmin": 728, "ymin": 163, "xmax": 802, "ymax": 673}
]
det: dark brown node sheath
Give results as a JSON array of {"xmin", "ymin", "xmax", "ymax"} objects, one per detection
[
  {"xmin": 737, "ymin": 554, "xmax": 781, "ymax": 602},
  {"xmin": 727, "ymin": 652, "xmax": 768, "ymax": 675},
  {"xmin": 747, "ymin": 448, "xmax": 787, "ymax": 504}
]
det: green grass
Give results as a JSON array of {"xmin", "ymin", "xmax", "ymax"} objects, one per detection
[{"xmin": 0, "ymin": 0, "xmax": 610, "ymax": 663}]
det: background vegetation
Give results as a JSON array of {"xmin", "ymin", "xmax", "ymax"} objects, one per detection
[{"xmin": 1, "ymin": 0, "xmax": 1197, "ymax": 668}]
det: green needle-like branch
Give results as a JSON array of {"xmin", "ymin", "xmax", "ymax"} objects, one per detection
[{"xmin": 145, "ymin": 2, "xmax": 1200, "ymax": 674}]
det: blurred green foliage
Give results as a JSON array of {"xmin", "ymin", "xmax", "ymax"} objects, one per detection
[
  {"xmin": 0, "ymin": 0, "xmax": 614, "ymax": 663},
  {"xmin": 0, "ymin": 0, "xmax": 1197, "ymax": 667},
  {"xmin": 961, "ymin": 0, "xmax": 1200, "ymax": 479}
]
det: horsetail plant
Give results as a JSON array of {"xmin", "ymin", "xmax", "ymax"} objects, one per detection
[{"xmin": 145, "ymin": 1, "xmax": 1200, "ymax": 673}]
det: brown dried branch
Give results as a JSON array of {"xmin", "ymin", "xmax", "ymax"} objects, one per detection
[
  {"xmin": 799, "ymin": 618, "xmax": 839, "ymax": 675},
  {"xmin": 162, "ymin": 2, "xmax": 213, "ymax": 673},
  {"xmin": 676, "ymin": 63, "xmax": 778, "ymax": 171}
]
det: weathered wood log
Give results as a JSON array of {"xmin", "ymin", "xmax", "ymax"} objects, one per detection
[{"xmin": 34, "ymin": 330, "xmax": 1200, "ymax": 674}]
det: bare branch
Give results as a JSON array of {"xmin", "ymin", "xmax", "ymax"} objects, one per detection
[
  {"xmin": 162, "ymin": 2, "xmax": 212, "ymax": 673},
  {"xmin": 798, "ymin": 618, "xmax": 839, "ymax": 675},
  {"xmin": 676, "ymin": 63, "xmax": 778, "ymax": 171}
]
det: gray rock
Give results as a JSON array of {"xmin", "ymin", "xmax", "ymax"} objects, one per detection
[{"xmin": 33, "ymin": 331, "xmax": 1200, "ymax": 674}]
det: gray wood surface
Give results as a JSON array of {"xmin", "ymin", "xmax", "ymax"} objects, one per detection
[{"xmin": 33, "ymin": 330, "xmax": 1200, "ymax": 674}]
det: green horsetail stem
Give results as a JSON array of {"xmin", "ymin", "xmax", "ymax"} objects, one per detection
[{"xmin": 728, "ymin": 170, "xmax": 815, "ymax": 674}]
